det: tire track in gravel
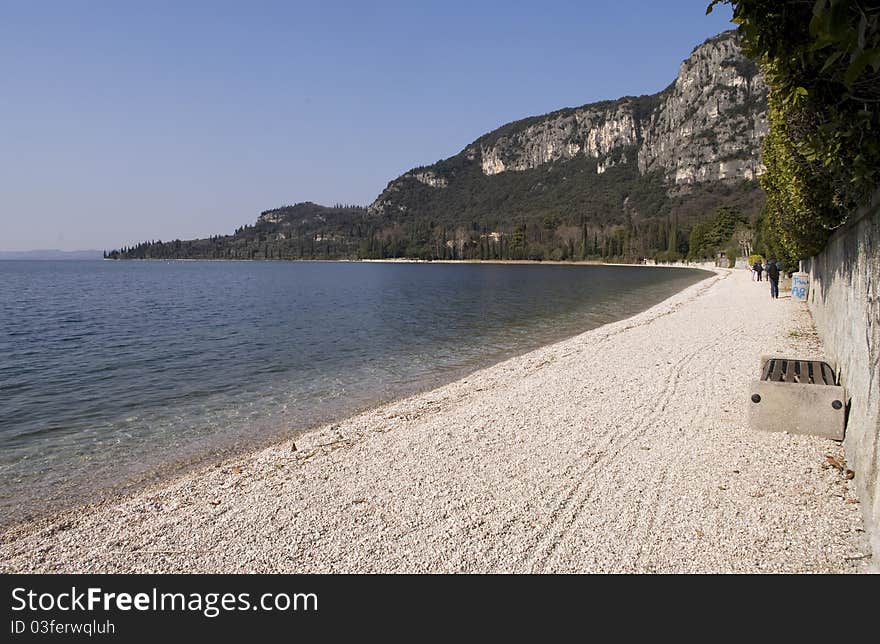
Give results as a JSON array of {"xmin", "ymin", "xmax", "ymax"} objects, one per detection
[
  {"xmin": 487, "ymin": 359, "xmax": 675, "ymax": 561},
  {"xmin": 628, "ymin": 467, "xmax": 669, "ymax": 571},
  {"xmin": 616, "ymin": 321, "xmax": 746, "ymax": 571},
  {"xmin": 516, "ymin": 327, "xmax": 738, "ymax": 572},
  {"xmin": 493, "ymin": 324, "xmax": 715, "ymax": 541}
]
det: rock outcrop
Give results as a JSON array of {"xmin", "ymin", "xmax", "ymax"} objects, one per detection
[
  {"xmin": 638, "ymin": 31, "xmax": 767, "ymax": 183},
  {"xmin": 369, "ymin": 30, "xmax": 767, "ymax": 217}
]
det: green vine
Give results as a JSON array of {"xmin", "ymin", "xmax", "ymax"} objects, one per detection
[{"xmin": 709, "ymin": 0, "xmax": 880, "ymax": 260}]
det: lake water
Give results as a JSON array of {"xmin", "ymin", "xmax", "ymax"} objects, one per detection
[{"xmin": 0, "ymin": 260, "xmax": 707, "ymax": 526}]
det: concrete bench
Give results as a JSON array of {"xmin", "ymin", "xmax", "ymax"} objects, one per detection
[{"xmin": 748, "ymin": 356, "xmax": 846, "ymax": 440}]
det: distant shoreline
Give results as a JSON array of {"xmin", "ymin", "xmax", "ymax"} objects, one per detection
[{"xmin": 103, "ymin": 256, "xmax": 717, "ymax": 270}]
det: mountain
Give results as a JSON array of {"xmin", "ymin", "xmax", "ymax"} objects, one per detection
[{"xmin": 113, "ymin": 30, "xmax": 768, "ymax": 263}]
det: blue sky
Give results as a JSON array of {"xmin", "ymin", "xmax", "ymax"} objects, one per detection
[{"xmin": 0, "ymin": 1, "xmax": 734, "ymax": 251}]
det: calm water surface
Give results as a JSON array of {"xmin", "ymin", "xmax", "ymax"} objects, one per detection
[{"xmin": 0, "ymin": 260, "xmax": 707, "ymax": 525}]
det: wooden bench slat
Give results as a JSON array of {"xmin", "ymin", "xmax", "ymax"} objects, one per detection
[
  {"xmin": 760, "ymin": 358, "xmax": 837, "ymax": 386},
  {"xmin": 821, "ymin": 362, "xmax": 835, "ymax": 385},
  {"xmin": 771, "ymin": 359, "xmax": 784, "ymax": 381}
]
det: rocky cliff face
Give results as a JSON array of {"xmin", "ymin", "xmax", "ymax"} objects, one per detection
[
  {"xmin": 638, "ymin": 31, "xmax": 767, "ymax": 184},
  {"xmin": 369, "ymin": 30, "xmax": 767, "ymax": 216},
  {"xmin": 475, "ymin": 103, "xmax": 641, "ymax": 176}
]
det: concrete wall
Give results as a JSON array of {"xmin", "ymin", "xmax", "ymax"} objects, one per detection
[{"xmin": 803, "ymin": 189, "xmax": 880, "ymax": 563}]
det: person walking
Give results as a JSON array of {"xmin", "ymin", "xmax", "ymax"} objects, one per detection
[
  {"xmin": 766, "ymin": 258, "xmax": 780, "ymax": 299},
  {"xmin": 753, "ymin": 260, "xmax": 763, "ymax": 282}
]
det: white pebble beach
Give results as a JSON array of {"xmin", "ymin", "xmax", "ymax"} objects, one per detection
[{"xmin": 0, "ymin": 268, "xmax": 870, "ymax": 573}]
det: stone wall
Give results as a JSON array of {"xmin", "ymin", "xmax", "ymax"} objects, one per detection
[{"xmin": 803, "ymin": 190, "xmax": 880, "ymax": 563}]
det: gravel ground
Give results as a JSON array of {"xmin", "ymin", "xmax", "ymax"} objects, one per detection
[{"xmin": 0, "ymin": 268, "xmax": 870, "ymax": 573}]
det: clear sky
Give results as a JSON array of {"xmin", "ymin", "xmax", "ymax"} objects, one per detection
[{"xmin": 0, "ymin": 1, "xmax": 734, "ymax": 252}]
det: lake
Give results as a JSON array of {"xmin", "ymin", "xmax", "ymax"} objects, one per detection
[{"xmin": 0, "ymin": 260, "xmax": 707, "ymax": 526}]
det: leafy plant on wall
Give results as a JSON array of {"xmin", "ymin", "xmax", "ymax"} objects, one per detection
[{"xmin": 709, "ymin": 0, "xmax": 880, "ymax": 261}]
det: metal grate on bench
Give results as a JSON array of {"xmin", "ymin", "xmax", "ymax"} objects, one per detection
[{"xmin": 760, "ymin": 358, "xmax": 836, "ymax": 386}]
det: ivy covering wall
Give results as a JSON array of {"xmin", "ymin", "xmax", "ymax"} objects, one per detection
[{"xmin": 710, "ymin": 0, "xmax": 880, "ymax": 265}]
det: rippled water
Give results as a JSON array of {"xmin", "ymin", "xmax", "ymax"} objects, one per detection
[{"xmin": 0, "ymin": 260, "xmax": 707, "ymax": 525}]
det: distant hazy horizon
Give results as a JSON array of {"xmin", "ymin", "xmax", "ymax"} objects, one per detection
[
  {"xmin": 0, "ymin": 1, "xmax": 734, "ymax": 252},
  {"xmin": 0, "ymin": 249, "xmax": 104, "ymax": 259}
]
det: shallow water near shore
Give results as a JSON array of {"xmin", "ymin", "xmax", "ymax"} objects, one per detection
[{"xmin": 0, "ymin": 260, "xmax": 707, "ymax": 526}]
